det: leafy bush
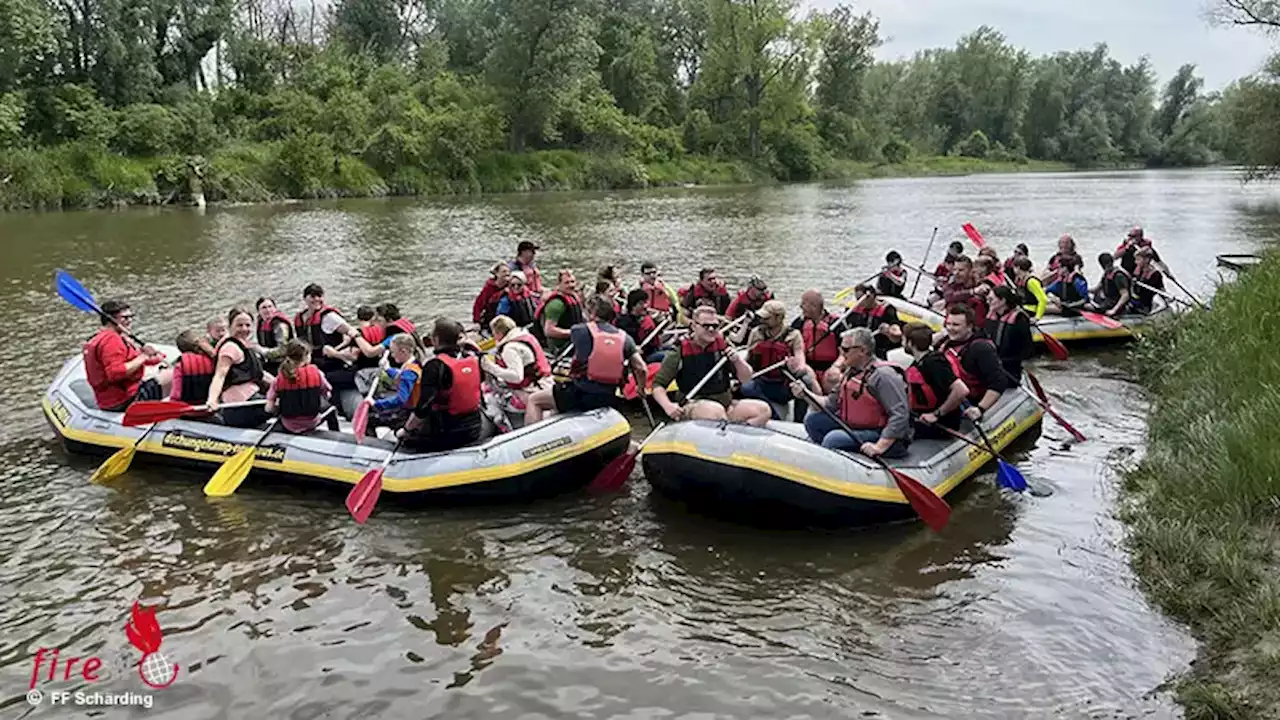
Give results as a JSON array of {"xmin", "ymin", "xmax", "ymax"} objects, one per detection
[
  {"xmin": 764, "ymin": 122, "xmax": 828, "ymax": 181},
  {"xmin": 253, "ymin": 89, "xmax": 325, "ymax": 141},
  {"xmin": 28, "ymin": 84, "xmax": 114, "ymax": 145},
  {"xmin": 271, "ymin": 131, "xmax": 335, "ymax": 197},
  {"xmin": 0, "ymin": 92, "xmax": 24, "ymax": 149},
  {"xmin": 114, "ymin": 104, "xmax": 183, "ymax": 156},
  {"xmin": 881, "ymin": 136, "xmax": 911, "ymax": 164},
  {"xmin": 956, "ymin": 129, "xmax": 990, "ymax": 158}
]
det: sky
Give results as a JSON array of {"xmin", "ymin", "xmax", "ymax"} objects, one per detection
[{"xmin": 811, "ymin": 0, "xmax": 1278, "ymax": 90}]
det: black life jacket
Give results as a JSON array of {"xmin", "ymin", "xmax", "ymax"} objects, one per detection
[
  {"xmin": 677, "ymin": 335, "xmax": 731, "ymax": 398},
  {"xmin": 215, "ymin": 336, "xmax": 265, "ymax": 389},
  {"xmin": 501, "ymin": 288, "xmax": 537, "ymax": 328},
  {"xmin": 616, "ymin": 312, "xmax": 658, "ymax": 351},
  {"xmin": 275, "ymin": 364, "xmax": 325, "ymax": 418},
  {"xmin": 177, "ymin": 352, "xmax": 215, "ymax": 404},
  {"xmin": 1101, "ymin": 267, "xmax": 1130, "ymax": 305}
]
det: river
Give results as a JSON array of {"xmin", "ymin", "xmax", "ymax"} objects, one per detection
[{"xmin": 2, "ymin": 168, "xmax": 1278, "ymax": 718}]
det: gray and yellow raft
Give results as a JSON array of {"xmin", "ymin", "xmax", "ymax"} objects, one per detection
[
  {"xmin": 640, "ymin": 388, "xmax": 1044, "ymax": 526},
  {"xmin": 882, "ymin": 296, "xmax": 1174, "ymax": 344},
  {"xmin": 43, "ymin": 351, "xmax": 631, "ymax": 503}
]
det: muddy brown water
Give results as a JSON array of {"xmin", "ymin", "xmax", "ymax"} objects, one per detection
[{"xmin": 3, "ymin": 168, "xmax": 1279, "ymax": 718}]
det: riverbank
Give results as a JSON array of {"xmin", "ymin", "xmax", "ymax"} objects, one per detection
[
  {"xmin": 1123, "ymin": 253, "xmax": 1280, "ymax": 719},
  {"xmin": 0, "ymin": 142, "xmax": 1075, "ymax": 211}
]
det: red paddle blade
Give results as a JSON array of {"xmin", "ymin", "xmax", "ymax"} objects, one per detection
[
  {"xmin": 1080, "ymin": 311, "xmax": 1124, "ymax": 330},
  {"xmin": 588, "ymin": 451, "xmax": 636, "ymax": 493},
  {"xmin": 961, "ymin": 223, "xmax": 987, "ymax": 249},
  {"xmin": 346, "ymin": 468, "xmax": 384, "ymax": 524},
  {"xmin": 645, "ymin": 362, "xmax": 661, "ymax": 391},
  {"xmin": 886, "ymin": 466, "xmax": 951, "ymax": 532},
  {"xmin": 1025, "ymin": 371, "xmax": 1087, "ymax": 442},
  {"xmin": 622, "ymin": 376, "xmax": 639, "ymax": 400},
  {"xmin": 121, "ymin": 400, "xmax": 195, "ymax": 426},
  {"xmin": 1025, "ymin": 370, "xmax": 1049, "ymax": 403},
  {"xmin": 352, "ymin": 401, "xmax": 371, "ymax": 444},
  {"xmin": 1042, "ymin": 332, "xmax": 1070, "ymax": 361}
]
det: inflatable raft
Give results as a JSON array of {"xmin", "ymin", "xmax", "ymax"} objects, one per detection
[
  {"xmin": 641, "ymin": 387, "xmax": 1044, "ymax": 526},
  {"xmin": 43, "ymin": 350, "xmax": 632, "ymax": 503},
  {"xmin": 881, "ymin": 296, "xmax": 1173, "ymax": 343}
]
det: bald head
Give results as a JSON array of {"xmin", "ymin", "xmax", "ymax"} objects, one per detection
[{"xmin": 800, "ymin": 289, "xmax": 824, "ymax": 319}]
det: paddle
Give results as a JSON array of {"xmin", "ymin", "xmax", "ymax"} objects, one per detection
[
  {"xmin": 783, "ymin": 369, "xmax": 950, "ymax": 532},
  {"xmin": 1079, "ymin": 310, "xmax": 1125, "ymax": 330},
  {"xmin": 203, "ymin": 417, "xmax": 281, "ymax": 497},
  {"xmin": 89, "ymin": 422, "xmax": 157, "ymax": 483},
  {"xmin": 54, "ymin": 269, "xmax": 149, "ymax": 347},
  {"xmin": 122, "ymin": 399, "xmax": 266, "ymax": 427},
  {"xmin": 1023, "ymin": 369, "xmax": 1087, "ymax": 443},
  {"xmin": 1134, "ymin": 279, "xmax": 1196, "ymax": 309},
  {"xmin": 1033, "ymin": 324, "xmax": 1070, "ymax": 361},
  {"xmin": 588, "ymin": 346, "xmax": 736, "ymax": 493},
  {"xmin": 961, "ymin": 222, "xmax": 987, "ymax": 250},
  {"xmin": 1157, "ymin": 263, "xmax": 1208, "ymax": 309},
  {"xmin": 910, "ymin": 227, "xmax": 940, "ymax": 299},
  {"xmin": 925, "ymin": 417, "xmax": 1028, "ymax": 492},
  {"xmin": 345, "ymin": 440, "xmax": 401, "ymax": 524},
  {"xmin": 352, "ymin": 358, "xmax": 388, "ymax": 443}
]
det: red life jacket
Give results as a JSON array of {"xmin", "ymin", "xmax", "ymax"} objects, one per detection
[
  {"xmin": 838, "ymin": 362, "xmax": 895, "ymax": 430},
  {"xmin": 293, "ymin": 305, "xmax": 344, "ymax": 366},
  {"xmin": 496, "ymin": 335, "xmax": 551, "ymax": 389},
  {"xmin": 642, "ymin": 279, "xmax": 671, "ymax": 312},
  {"xmin": 850, "ymin": 303, "xmax": 888, "ymax": 327},
  {"xmin": 177, "ymin": 351, "xmax": 215, "ymax": 403},
  {"xmin": 683, "ymin": 281, "xmax": 730, "ymax": 313},
  {"xmin": 801, "ymin": 313, "xmax": 841, "ymax": 364},
  {"xmin": 905, "ymin": 364, "xmax": 939, "ymax": 413},
  {"xmin": 967, "ymin": 295, "xmax": 988, "ymax": 329},
  {"xmin": 257, "ymin": 311, "xmax": 292, "ymax": 349},
  {"xmin": 360, "ymin": 325, "xmax": 386, "ymax": 345},
  {"xmin": 570, "ymin": 322, "xmax": 626, "ymax": 386},
  {"xmin": 943, "ymin": 337, "xmax": 994, "ymax": 401},
  {"xmin": 747, "ymin": 328, "xmax": 793, "ymax": 382},
  {"xmin": 534, "ymin": 290, "xmax": 584, "ymax": 330},
  {"xmin": 731, "ymin": 289, "xmax": 773, "ymax": 316},
  {"xmin": 275, "ymin": 364, "xmax": 325, "ymax": 418},
  {"xmin": 431, "ymin": 351, "xmax": 482, "ymax": 416},
  {"xmin": 677, "ymin": 334, "xmax": 730, "ymax": 397},
  {"xmin": 511, "ymin": 260, "xmax": 543, "ymax": 294},
  {"xmin": 83, "ymin": 329, "xmax": 142, "ymax": 409},
  {"xmin": 385, "ymin": 317, "xmax": 416, "ymax": 338}
]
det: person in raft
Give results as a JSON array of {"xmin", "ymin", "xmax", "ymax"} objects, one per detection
[
  {"xmin": 532, "ymin": 269, "xmax": 584, "ymax": 355},
  {"xmin": 1089, "ymin": 252, "xmax": 1131, "ymax": 316},
  {"xmin": 1115, "ymin": 226, "xmax": 1160, "ymax": 276},
  {"xmin": 680, "ymin": 268, "xmax": 731, "ymax": 317},
  {"xmin": 1044, "ymin": 253, "xmax": 1089, "ymax": 316},
  {"xmin": 293, "ymin": 283, "xmax": 357, "ymax": 390},
  {"xmin": 1010, "ymin": 256, "xmax": 1048, "ymax": 320},
  {"xmin": 255, "ymin": 296, "xmax": 293, "ymax": 371},
  {"xmin": 985, "ymin": 286, "xmax": 1034, "ymax": 381},
  {"xmin": 616, "ymin": 289, "xmax": 667, "ymax": 364},
  {"xmin": 524, "ymin": 298, "xmax": 648, "ymax": 425},
  {"xmin": 726, "ymin": 275, "xmax": 774, "ymax": 323},
  {"xmin": 366, "ymin": 333, "xmax": 425, "ymax": 432},
  {"xmin": 638, "ymin": 261, "xmax": 681, "ymax": 325},
  {"xmin": 508, "ymin": 240, "xmax": 544, "ymax": 296},
  {"xmin": 169, "ymin": 330, "xmax": 215, "ymax": 405},
  {"xmin": 877, "ymin": 251, "xmax": 908, "ymax": 298},
  {"xmin": 793, "ymin": 290, "xmax": 845, "ymax": 382},
  {"xmin": 927, "ymin": 240, "xmax": 967, "ymax": 305},
  {"xmin": 935, "ymin": 304, "xmax": 1011, "ymax": 420},
  {"xmin": 206, "ymin": 307, "xmax": 272, "ymax": 427},
  {"xmin": 789, "ymin": 327, "xmax": 911, "ymax": 458},
  {"xmin": 1003, "ymin": 243, "xmax": 1029, "ymax": 284},
  {"xmin": 1041, "ymin": 234, "xmax": 1079, "ymax": 286},
  {"xmin": 481, "ymin": 315, "xmax": 552, "ymax": 409},
  {"xmin": 473, "ymin": 263, "xmax": 511, "ymax": 328},
  {"xmin": 265, "ymin": 340, "xmax": 341, "ymax": 433},
  {"xmin": 397, "ymin": 318, "xmax": 485, "ymax": 452},
  {"xmin": 199, "ymin": 316, "xmax": 227, "ymax": 357},
  {"xmin": 899, "ymin": 323, "xmax": 969, "ymax": 439},
  {"xmin": 83, "ymin": 300, "xmax": 172, "ymax": 411},
  {"xmin": 651, "ymin": 306, "xmax": 773, "ymax": 427},
  {"xmin": 1129, "ymin": 246, "xmax": 1166, "ymax": 314},
  {"xmin": 741, "ymin": 300, "xmax": 812, "ymax": 418},
  {"xmin": 847, "ymin": 284, "xmax": 904, "ymax": 358}
]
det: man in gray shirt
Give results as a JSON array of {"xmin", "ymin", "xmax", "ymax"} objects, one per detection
[{"xmin": 790, "ymin": 327, "xmax": 912, "ymax": 459}]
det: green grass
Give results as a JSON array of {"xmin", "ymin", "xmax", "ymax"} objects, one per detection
[
  {"xmin": 824, "ymin": 155, "xmax": 1076, "ymax": 179},
  {"xmin": 1122, "ymin": 251, "xmax": 1280, "ymax": 719}
]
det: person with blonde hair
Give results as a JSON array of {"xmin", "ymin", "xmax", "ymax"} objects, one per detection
[
  {"xmin": 482, "ymin": 315, "xmax": 551, "ymax": 409},
  {"xmin": 365, "ymin": 333, "xmax": 425, "ymax": 432}
]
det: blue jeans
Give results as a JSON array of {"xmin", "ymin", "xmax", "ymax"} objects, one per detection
[
  {"xmin": 740, "ymin": 378, "xmax": 792, "ymax": 419},
  {"xmin": 803, "ymin": 411, "xmax": 909, "ymax": 458}
]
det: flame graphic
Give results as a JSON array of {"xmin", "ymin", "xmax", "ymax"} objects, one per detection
[{"xmin": 125, "ymin": 602, "xmax": 164, "ymax": 654}]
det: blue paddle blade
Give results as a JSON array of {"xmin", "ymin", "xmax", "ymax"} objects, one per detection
[
  {"xmin": 54, "ymin": 269, "xmax": 99, "ymax": 314},
  {"xmin": 996, "ymin": 460, "xmax": 1028, "ymax": 492}
]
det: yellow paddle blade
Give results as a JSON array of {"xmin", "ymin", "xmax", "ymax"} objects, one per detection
[
  {"xmin": 203, "ymin": 447, "xmax": 257, "ymax": 497},
  {"xmin": 89, "ymin": 446, "xmax": 137, "ymax": 484},
  {"xmin": 833, "ymin": 285, "xmax": 857, "ymax": 303},
  {"xmin": 477, "ymin": 336, "xmax": 495, "ymax": 352}
]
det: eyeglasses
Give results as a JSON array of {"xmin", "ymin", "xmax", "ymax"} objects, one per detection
[
  {"xmin": 643, "ymin": 270, "xmax": 657, "ymax": 276},
  {"xmin": 116, "ymin": 313, "xmax": 135, "ymax": 321},
  {"xmin": 840, "ymin": 345, "xmax": 859, "ymax": 353}
]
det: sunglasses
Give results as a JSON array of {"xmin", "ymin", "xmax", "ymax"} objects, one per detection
[{"xmin": 696, "ymin": 322, "xmax": 719, "ymax": 330}]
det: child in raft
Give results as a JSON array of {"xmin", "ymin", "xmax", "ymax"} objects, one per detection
[{"xmin": 265, "ymin": 340, "xmax": 341, "ymax": 433}]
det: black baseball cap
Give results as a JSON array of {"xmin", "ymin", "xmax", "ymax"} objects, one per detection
[{"xmin": 517, "ymin": 241, "xmax": 540, "ymax": 253}]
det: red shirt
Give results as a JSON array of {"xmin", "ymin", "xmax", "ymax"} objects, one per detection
[
  {"xmin": 84, "ymin": 328, "xmax": 142, "ymax": 409},
  {"xmin": 472, "ymin": 278, "xmax": 503, "ymax": 323}
]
